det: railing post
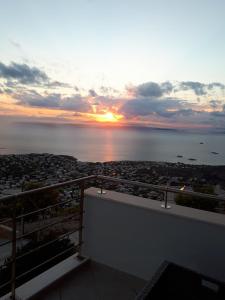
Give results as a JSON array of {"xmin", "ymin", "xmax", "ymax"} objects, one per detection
[
  {"xmin": 161, "ymin": 189, "xmax": 171, "ymax": 209},
  {"xmin": 97, "ymin": 179, "xmax": 106, "ymax": 194},
  {"xmin": 11, "ymin": 203, "xmax": 17, "ymax": 300},
  {"xmin": 78, "ymin": 182, "xmax": 84, "ymax": 256}
]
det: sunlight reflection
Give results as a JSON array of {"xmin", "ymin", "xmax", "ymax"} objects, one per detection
[{"xmin": 103, "ymin": 130, "xmax": 114, "ymax": 161}]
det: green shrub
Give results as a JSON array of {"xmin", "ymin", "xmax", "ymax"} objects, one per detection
[{"xmin": 175, "ymin": 185, "xmax": 218, "ymax": 212}]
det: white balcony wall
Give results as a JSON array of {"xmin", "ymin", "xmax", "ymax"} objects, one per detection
[{"xmin": 83, "ymin": 188, "xmax": 225, "ymax": 281}]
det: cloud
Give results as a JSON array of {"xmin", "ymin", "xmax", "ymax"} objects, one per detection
[
  {"xmin": 210, "ymin": 104, "xmax": 225, "ymax": 118},
  {"xmin": 9, "ymin": 39, "xmax": 21, "ymax": 49},
  {"xmin": 0, "ymin": 61, "xmax": 74, "ymax": 90},
  {"xmin": 18, "ymin": 91, "xmax": 60, "ymax": 108},
  {"xmin": 169, "ymin": 108, "xmax": 196, "ymax": 117},
  {"xmin": 61, "ymin": 95, "xmax": 91, "ymax": 112},
  {"xmin": 179, "ymin": 81, "xmax": 225, "ymax": 95},
  {"xmin": 137, "ymin": 82, "xmax": 163, "ymax": 97},
  {"xmin": 3, "ymin": 88, "xmax": 13, "ymax": 94},
  {"xmin": 100, "ymin": 86, "xmax": 111, "ymax": 94},
  {"xmin": 99, "ymin": 86, "xmax": 119, "ymax": 94},
  {"xmin": 118, "ymin": 92, "xmax": 225, "ymax": 127},
  {"xmin": 0, "ymin": 62, "xmax": 49, "ymax": 84},
  {"xmin": 89, "ymin": 89, "xmax": 98, "ymax": 97},
  {"xmin": 180, "ymin": 81, "xmax": 206, "ymax": 95},
  {"xmin": 208, "ymin": 82, "xmax": 225, "ymax": 90},
  {"xmin": 73, "ymin": 112, "xmax": 83, "ymax": 117},
  {"xmin": 93, "ymin": 96, "xmax": 122, "ymax": 110},
  {"xmin": 119, "ymin": 97, "xmax": 184, "ymax": 118},
  {"xmin": 1, "ymin": 70, "xmax": 225, "ymax": 128},
  {"xmin": 209, "ymin": 99, "xmax": 222, "ymax": 109},
  {"xmin": 47, "ymin": 81, "xmax": 71, "ymax": 88},
  {"xmin": 161, "ymin": 81, "xmax": 174, "ymax": 94},
  {"xmin": 128, "ymin": 81, "xmax": 174, "ymax": 98},
  {"xmin": 15, "ymin": 91, "xmax": 92, "ymax": 112}
]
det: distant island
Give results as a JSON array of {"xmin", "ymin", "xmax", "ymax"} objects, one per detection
[{"xmin": 13, "ymin": 121, "xmax": 179, "ymax": 132}]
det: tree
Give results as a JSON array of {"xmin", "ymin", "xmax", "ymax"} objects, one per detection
[
  {"xmin": 15, "ymin": 181, "xmax": 59, "ymax": 221},
  {"xmin": 0, "ymin": 182, "xmax": 59, "ymax": 220}
]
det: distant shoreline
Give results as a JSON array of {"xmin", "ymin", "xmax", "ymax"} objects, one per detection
[
  {"xmin": 0, "ymin": 152, "xmax": 225, "ymax": 167},
  {"xmin": 4, "ymin": 120, "xmax": 225, "ymax": 134}
]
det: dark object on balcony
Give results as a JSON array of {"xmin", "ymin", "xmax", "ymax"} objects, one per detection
[{"xmin": 136, "ymin": 261, "xmax": 225, "ymax": 300}]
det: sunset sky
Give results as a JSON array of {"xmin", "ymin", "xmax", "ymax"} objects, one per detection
[{"xmin": 1, "ymin": 0, "xmax": 225, "ymax": 129}]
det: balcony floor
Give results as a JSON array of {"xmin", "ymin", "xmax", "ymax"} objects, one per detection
[{"xmin": 36, "ymin": 260, "xmax": 146, "ymax": 300}]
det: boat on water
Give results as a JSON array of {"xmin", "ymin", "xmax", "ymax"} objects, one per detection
[
  {"xmin": 211, "ymin": 152, "xmax": 219, "ymax": 155},
  {"xmin": 188, "ymin": 158, "xmax": 197, "ymax": 161},
  {"xmin": 177, "ymin": 155, "xmax": 183, "ymax": 158}
]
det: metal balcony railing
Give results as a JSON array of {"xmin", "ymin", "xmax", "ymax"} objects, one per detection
[{"xmin": 0, "ymin": 174, "xmax": 225, "ymax": 299}]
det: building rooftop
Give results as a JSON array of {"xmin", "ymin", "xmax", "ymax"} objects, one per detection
[{"xmin": 36, "ymin": 260, "xmax": 145, "ymax": 300}]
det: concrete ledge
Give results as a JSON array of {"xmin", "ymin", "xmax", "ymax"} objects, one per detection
[
  {"xmin": 1, "ymin": 254, "xmax": 89, "ymax": 300},
  {"xmin": 85, "ymin": 187, "xmax": 225, "ymax": 228},
  {"xmin": 83, "ymin": 188, "xmax": 225, "ymax": 281}
]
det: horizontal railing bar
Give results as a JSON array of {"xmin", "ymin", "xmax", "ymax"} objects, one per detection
[
  {"xmin": 1, "ymin": 174, "xmax": 223, "ymax": 210},
  {"xmin": 16, "ymin": 227, "xmax": 81, "ymax": 261},
  {"xmin": 15, "ymin": 245, "xmax": 78, "ymax": 281},
  {"xmin": 0, "ymin": 254, "xmax": 14, "ymax": 266},
  {"xmin": 16, "ymin": 213, "xmax": 80, "ymax": 241},
  {"xmin": 0, "ymin": 175, "xmax": 224, "ymax": 248},
  {"xmin": 0, "ymin": 218, "xmax": 12, "ymax": 226},
  {"xmin": 16, "ymin": 198, "xmax": 80, "ymax": 220},
  {"xmin": 98, "ymin": 175, "xmax": 225, "ymax": 202},
  {"xmin": 0, "ymin": 175, "xmax": 97, "ymax": 204},
  {"xmin": 0, "ymin": 239, "xmax": 12, "ymax": 247},
  {"xmin": 0, "ymin": 214, "xmax": 81, "ymax": 248},
  {"xmin": 0, "ymin": 228, "xmax": 80, "ymax": 267},
  {"xmin": 0, "ymin": 280, "xmax": 11, "ymax": 290}
]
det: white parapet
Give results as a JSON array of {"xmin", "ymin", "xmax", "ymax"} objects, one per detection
[{"xmin": 83, "ymin": 187, "xmax": 225, "ymax": 281}]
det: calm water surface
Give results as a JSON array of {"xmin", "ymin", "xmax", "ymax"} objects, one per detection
[{"xmin": 0, "ymin": 122, "xmax": 224, "ymax": 165}]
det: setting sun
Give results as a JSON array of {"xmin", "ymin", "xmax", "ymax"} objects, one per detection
[
  {"xmin": 103, "ymin": 112, "xmax": 116, "ymax": 122},
  {"xmin": 95, "ymin": 112, "xmax": 123, "ymax": 123}
]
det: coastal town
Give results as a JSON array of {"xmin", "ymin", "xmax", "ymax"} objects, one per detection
[
  {"xmin": 0, "ymin": 153, "xmax": 225, "ymax": 202},
  {"xmin": 0, "ymin": 155, "xmax": 225, "ymax": 295}
]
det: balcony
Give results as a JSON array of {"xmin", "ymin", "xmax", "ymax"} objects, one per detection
[{"xmin": 0, "ymin": 175, "xmax": 225, "ymax": 299}]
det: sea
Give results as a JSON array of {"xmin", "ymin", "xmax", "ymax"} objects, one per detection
[{"xmin": 0, "ymin": 122, "xmax": 224, "ymax": 165}]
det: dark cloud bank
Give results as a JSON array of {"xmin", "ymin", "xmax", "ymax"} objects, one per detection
[
  {"xmin": 15, "ymin": 90, "xmax": 91, "ymax": 112},
  {"xmin": 0, "ymin": 62, "xmax": 48, "ymax": 84},
  {"xmin": 1, "ymin": 61, "xmax": 225, "ymax": 127},
  {"xmin": 0, "ymin": 61, "xmax": 69, "ymax": 88}
]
